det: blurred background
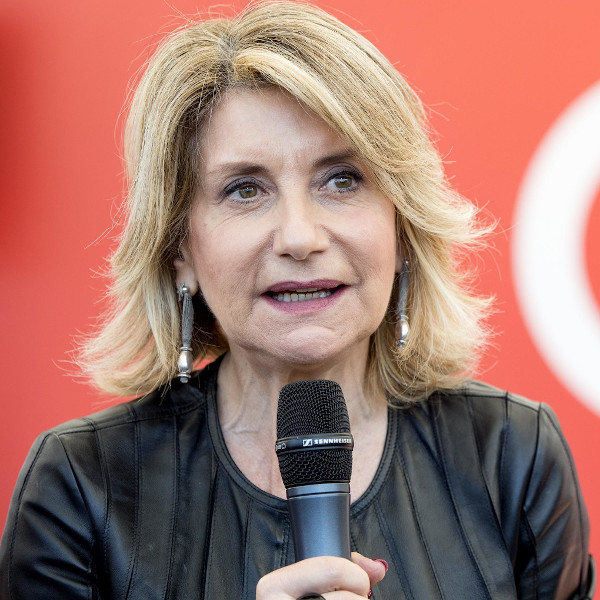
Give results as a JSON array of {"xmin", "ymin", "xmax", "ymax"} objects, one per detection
[{"xmin": 1, "ymin": 0, "xmax": 599, "ymax": 563}]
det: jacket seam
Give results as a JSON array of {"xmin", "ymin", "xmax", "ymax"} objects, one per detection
[
  {"xmin": 81, "ymin": 417, "xmax": 111, "ymax": 595},
  {"xmin": 396, "ymin": 434, "xmax": 441, "ymax": 599},
  {"xmin": 278, "ymin": 518, "xmax": 290, "ymax": 570},
  {"xmin": 539, "ymin": 404, "xmax": 588, "ymax": 593},
  {"xmin": 431, "ymin": 410, "xmax": 493, "ymax": 598},
  {"xmin": 8, "ymin": 433, "xmax": 96, "ymax": 600},
  {"xmin": 465, "ymin": 393, "xmax": 527, "ymax": 597},
  {"xmin": 199, "ymin": 404, "xmax": 217, "ymax": 600},
  {"xmin": 203, "ymin": 467, "xmax": 222, "ymax": 599},
  {"xmin": 498, "ymin": 393, "xmax": 510, "ymax": 512},
  {"xmin": 517, "ymin": 400, "xmax": 543, "ymax": 599},
  {"xmin": 520, "ymin": 507, "xmax": 540, "ymax": 599},
  {"xmin": 52, "ymin": 401, "xmax": 204, "ymax": 437},
  {"xmin": 6, "ymin": 435, "xmax": 51, "ymax": 600},
  {"xmin": 163, "ymin": 413, "xmax": 179, "ymax": 600},
  {"xmin": 242, "ymin": 499, "xmax": 254, "ymax": 598},
  {"xmin": 123, "ymin": 406, "xmax": 141, "ymax": 599},
  {"xmin": 351, "ymin": 406, "xmax": 398, "ymax": 518},
  {"xmin": 373, "ymin": 499, "xmax": 415, "ymax": 600},
  {"xmin": 519, "ymin": 401, "xmax": 542, "ymax": 514},
  {"xmin": 466, "ymin": 394, "xmax": 516, "ymax": 578},
  {"xmin": 50, "ymin": 434, "xmax": 96, "ymax": 591},
  {"xmin": 451, "ymin": 390, "xmax": 542, "ymax": 413},
  {"xmin": 465, "ymin": 394, "xmax": 508, "ymax": 517}
]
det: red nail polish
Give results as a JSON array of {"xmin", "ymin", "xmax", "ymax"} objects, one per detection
[
  {"xmin": 367, "ymin": 587, "xmax": 373, "ymax": 599},
  {"xmin": 373, "ymin": 558, "xmax": 388, "ymax": 572}
]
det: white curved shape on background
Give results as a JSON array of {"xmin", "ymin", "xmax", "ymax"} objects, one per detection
[{"xmin": 513, "ymin": 80, "xmax": 600, "ymax": 415}]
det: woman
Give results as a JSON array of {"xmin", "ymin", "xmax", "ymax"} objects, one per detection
[{"xmin": 0, "ymin": 2, "xmax": 593, "ymax": 598}]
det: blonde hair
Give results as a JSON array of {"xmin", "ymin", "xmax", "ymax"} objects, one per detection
[{"xmin": 81, "ymin": 1, "xmax": 492, "ymax": 401}]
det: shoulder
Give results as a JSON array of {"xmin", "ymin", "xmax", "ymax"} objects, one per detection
[
  {"xmin": 42, "ymin": 362, "xmax": 216, "ymax": 444},
  {"xmin": 10, "ymin": 362, "xmax": 218, "ymax": 509},
  {"xmin": 425, "ymin": 381, "xmax": 591, "ymax": 597},
  {"xmin": 430, "ymin": 380, "xmax": 551, "ymax": 456},
  {"xmin": 0, "ymin": 365, "xmax": 218, "ymax": 581},
  {"xmin": 425, "ymin": 380, "xmax": 540, "ymax": 448},
  {"xmin": 0, "ymin": 362, "xmax": 220, "ymax": 597},
  {"xmin": 419, "ymin": 381, "xmax": 584, "ymax": 536},
  {"xmin": 427, "ymin": 380, "xmax": 577, "ymax": 500},
  {"xmin": 434, "ymin": 378, "xmax": 542, "ymax": 419}
]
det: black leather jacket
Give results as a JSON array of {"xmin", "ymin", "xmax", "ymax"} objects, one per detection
[{"xmin": 0, "ymin": 359, "xmax": 594, "ymax": 599}]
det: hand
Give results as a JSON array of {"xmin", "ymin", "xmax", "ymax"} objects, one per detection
[{"xmin": 256, "ymin": 552, "xmax": 387, "ymax": 599}]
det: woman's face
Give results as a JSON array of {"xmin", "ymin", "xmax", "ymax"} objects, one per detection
[{"xmin": 177, "ymin": 87, "xmax": 399, "ymax": 369}]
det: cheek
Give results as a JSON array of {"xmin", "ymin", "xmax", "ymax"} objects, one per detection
[
  {"xmin": 359, "ymin": 214, "xmax": 398, "ymax": 274},
  {"xmin": 355, "ymin": 214, "xmax": 398, "ymax": 314},
  {"xmin": 189, "ymin": 214, "xmax": 237, "ymax": 277},
  {"xmin": 189, "ymin": 229, "xmax": 218, "ymax": 281},
  {"xmin": 188, "ymin": 221, "xmax": 258, "ymax": 320},
  {"xmin": 187, "ymin": 226, "xmax": 232, "ymax": 314}
]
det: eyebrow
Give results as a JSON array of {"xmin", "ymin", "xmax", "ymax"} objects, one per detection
[
  {"xmin": 205, "ymin": 162, "xmax": 269, "ymax": 179},
  {"xmin": 311, "ymin": 149, "xmax": 360, "ymax": 169},
  {"xmin": 204, "ymin": 149, "xmax": 361, "ymax": 179}
]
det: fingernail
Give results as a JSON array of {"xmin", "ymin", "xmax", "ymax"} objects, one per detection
[
  {"xmin": 373, "ymin": 558, "xmax": 388, "ymax": 572},
  {"xmin": 367, "ymin": 587, "xmax": 372, "ymax": 599}
]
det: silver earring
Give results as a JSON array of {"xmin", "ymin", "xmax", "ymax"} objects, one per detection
[
  {"xmin": 177, "ymin": 284, "xmax": 194, "ymax": 383},
  {"xmin": 396, "ymin": 260, "xmax": 410, "ymax": 348}
]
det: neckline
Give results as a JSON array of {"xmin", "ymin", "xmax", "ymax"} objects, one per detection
[{"xmin": 201, "ymin": 356, "xmax": 398, "ymax": 515}]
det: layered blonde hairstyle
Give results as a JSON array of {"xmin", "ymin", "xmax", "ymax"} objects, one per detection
[{"xmin": 82, "ymin": 1, "xmax": 492, "ymax": 401}]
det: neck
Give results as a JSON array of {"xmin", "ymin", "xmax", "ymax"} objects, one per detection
[
  {"xmin": 216, "ymin": 342, "xmax": 383, "ymax": 433},
  {"xmin": 214, "ymin": 345, "xmax": 388, "ymax": 500}
]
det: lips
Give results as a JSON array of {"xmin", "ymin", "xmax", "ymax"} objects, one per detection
[
  {"xmin": 264, "ymin": 280, "xmax": 345, "ymax": 303},
  {"xmin": 270, "ymin": 289, "xmax": 334, "ymax": 302}
]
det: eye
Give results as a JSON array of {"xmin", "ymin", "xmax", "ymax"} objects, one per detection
[
  {"xmin": 237, "ymin": 184, "xmax": 258, "ymax": 199},
  {"xmin": 333, "ymin": 175, "xmax": 353, "ymax": 189},
  {"xmin": 323, "ymin": 170, "xmax": 362, "ymax": 193},
  {"xmin": 223, "ymin": 179, "xmax": 262, "ymax": 203}
]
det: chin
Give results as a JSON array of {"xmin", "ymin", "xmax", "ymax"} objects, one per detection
[
  {"xmin": 236, "ymin": 326, "xmax": 371, "ymax": 372},
  {"xmin": 266, "ymin": 337, "xmax": 367, "ymax": 374},
  {"xmin": 272, "ymin": 346, "xmax": 337, "ymax": 368}
]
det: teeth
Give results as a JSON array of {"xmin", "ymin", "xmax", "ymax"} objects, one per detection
[{"xmin": 275, "ymin": 290, "xmax": 333, "ymax": 302}]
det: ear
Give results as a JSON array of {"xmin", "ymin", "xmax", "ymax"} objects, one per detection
[{"xmin": 173, "ymin": 241, "xmax": 199, "ymax": 295}]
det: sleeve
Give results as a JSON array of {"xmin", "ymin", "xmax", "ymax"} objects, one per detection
[
  {"xmin": 0, "ymin": 432, "xmax": 96, "ymax": 599},
  {"xmin": 514, "ymin": 403, "xmax": 594, "ymax": 600}
]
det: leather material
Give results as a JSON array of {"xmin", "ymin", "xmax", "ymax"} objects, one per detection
[{"xmin": 0, "ymin": 358, "xmax": 592, "ymax": 599}]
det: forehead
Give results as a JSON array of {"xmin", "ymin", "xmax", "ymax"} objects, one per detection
[{"xmin": 197, "ymin": 87, "xmax": 352, "ymax": 171}]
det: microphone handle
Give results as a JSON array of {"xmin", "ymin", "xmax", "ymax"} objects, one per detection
[{"xmin": 286, "ymin": 482, "xmax": 351, "ymax": 560}]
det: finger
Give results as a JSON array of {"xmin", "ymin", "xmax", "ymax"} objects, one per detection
[
  {"xmin": 256, "ymin": 556, "xmax": 370, "ymax": 599},
  {"xmin": 350, "ymin": 552, "xmax": 388, "ymax": 586}
]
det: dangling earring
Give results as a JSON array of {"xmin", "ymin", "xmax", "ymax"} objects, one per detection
[
  {"xmin": 177, "ymin": 284, "xmax": 194, "ymax": 383},
  {"xmin": 396, "ymin": 260, "xmax": 410, "ymax": 348}
]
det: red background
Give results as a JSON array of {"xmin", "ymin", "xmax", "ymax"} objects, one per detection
[{"xmin": 1, "ymin": 0, "xmax": 599, "ymax": 569}]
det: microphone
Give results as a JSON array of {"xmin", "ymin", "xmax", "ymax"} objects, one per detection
[{"xmin": 275, "ymin": 380, "xmax": 354, "ymax": 560}]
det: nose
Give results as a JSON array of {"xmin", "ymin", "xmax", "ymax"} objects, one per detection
[{"xmin": 272, "ymin": 193, "xmax": 329, "ymax": 260}]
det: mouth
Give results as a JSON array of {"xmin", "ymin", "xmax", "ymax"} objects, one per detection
[
  {"xmin": 264, "ymin": 280, "xmax": 345, "ymax": 303},
  {"xmin": 267, "ymin": 287, "xmax": 339, "ymax": 303}
]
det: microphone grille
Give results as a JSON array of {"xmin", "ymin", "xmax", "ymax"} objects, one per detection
[
  {"xmin": 276, "ymin": 380, "xmax": 352, "ymax": 488},
  {"xmin": 277, "ymin": 380, "xmax": 350, "ymax": 436}
]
